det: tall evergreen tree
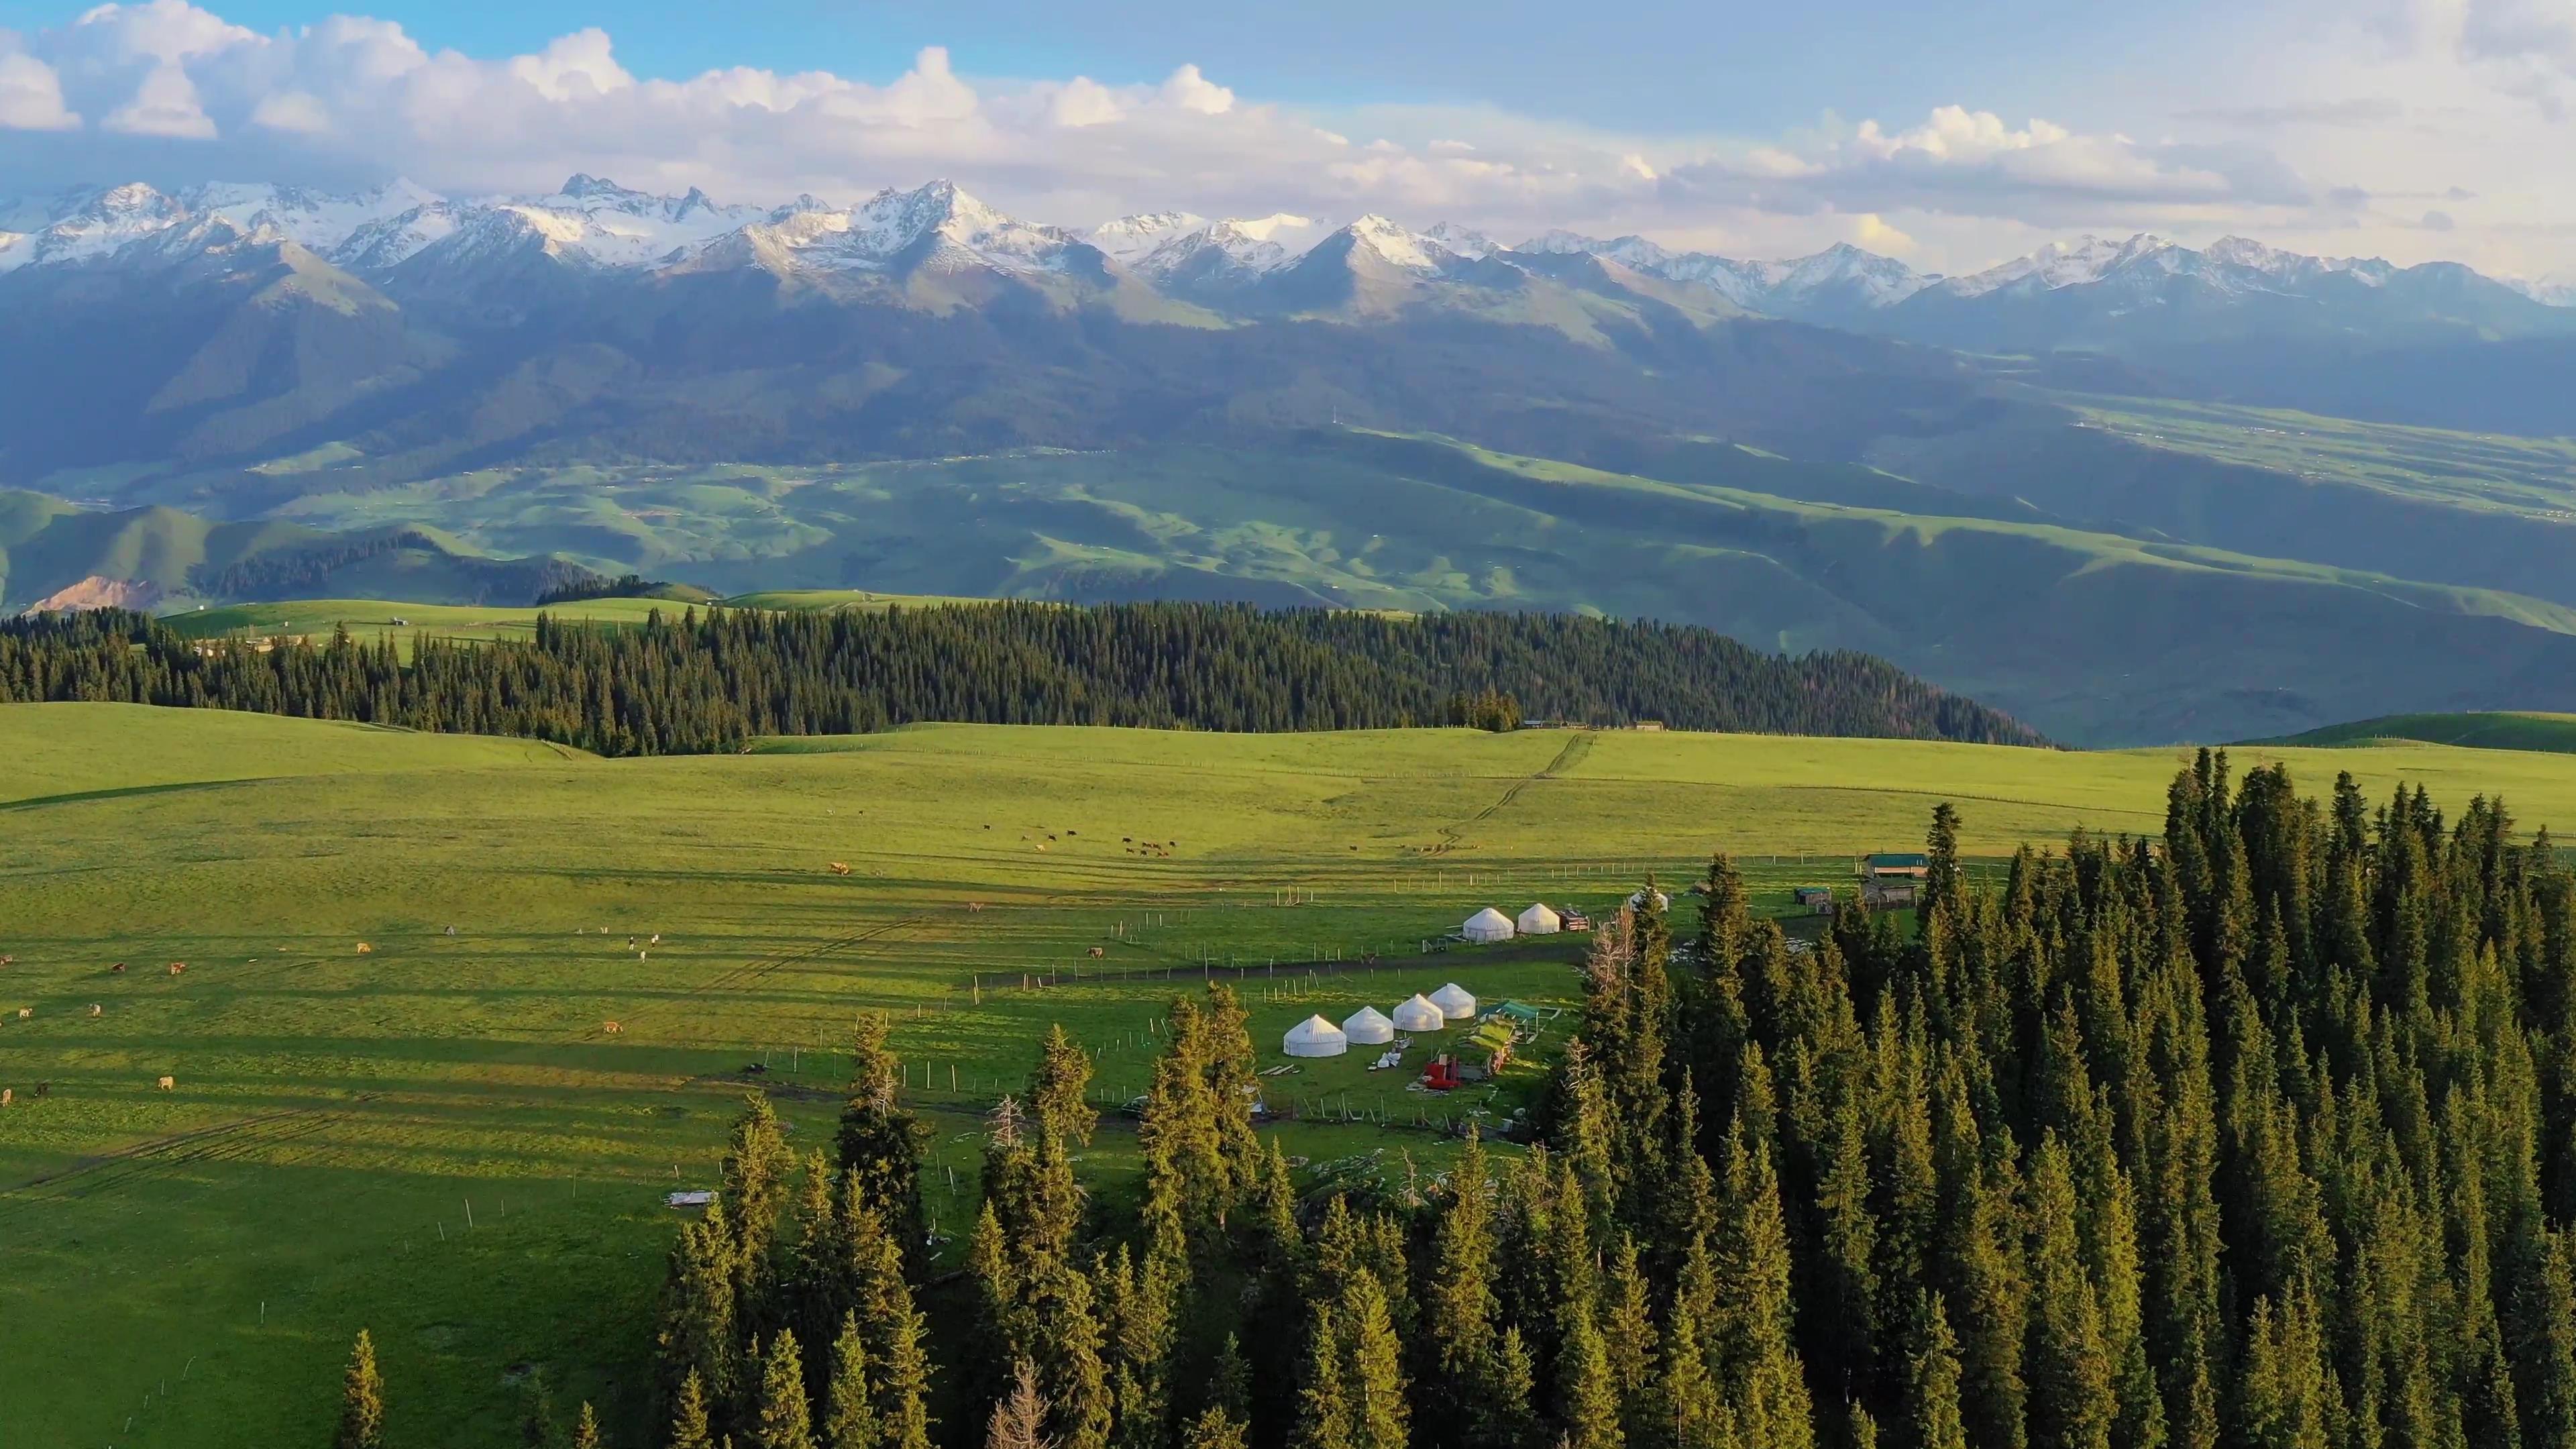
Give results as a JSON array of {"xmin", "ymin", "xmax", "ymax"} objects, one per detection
[
  {"xmin": 335, "ymin": 1329, "xmax": 384, "ymax": 1449},
  {"xmin": 753, "ymin": 1331, "xmax": 818, "ymax": 1449}
]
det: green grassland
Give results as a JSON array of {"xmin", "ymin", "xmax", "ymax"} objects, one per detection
[
  {"xmin": 2262, "ymin": 711, "xmax": 2576, "ymax": 754},
  {"xmin": 11, "ymin": 706, "xmax": 2576, "ymax": 1444},
  {"xmin": 2066, "ymin": 396, "xmax": 2576, "ymax": 520},
  {"xmin": 80, "ymin": 429, "xmax": 2576, "ymax": 745}
]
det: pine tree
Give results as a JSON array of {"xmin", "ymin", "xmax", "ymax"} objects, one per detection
[
  {"xmin": 2025, "ymin": 1135, "xmax": 2114, "ymax": 1449},
  {"xmin": 1342, "ymin": 1269, "xmax": 1413, "ymax": 1449},
  {"xmin": 1601, "ymin": 1234, "xmax": 1660, "ymax": 1440},
  {"xmin": 725, "ymin": 1092, "xmax": 798, "ymax": 1316},
  {"xmin": 659, "ymin": 1202, "xmax": 743, "ymax": 1413},
  {"xmin": 821, "ymin": 1311, "xmax": 877, "ymax": 1449},
  {"xmin": 669, "ymin": 1371, "xmax": 717, "ymax": 1449},
  {"xmin": 753, "ymin": 1331, "xmax": 817, "ymax": 1449},
  {"xmin": 574, "ymin": 1401, "xmax": 605, "ymax": 1449},
  {"xmin": 1714, "ymin": 1124, "xmax": 1814, "ymax": 1449},
  {"xmin": 335, "ymin": 1329, "xmax": 385, "ymax": 1449},
  {"xmin": 1662, "ymin": 1305, "xmax": 1731, "ymax": 1449},
  {"xmin": 1296, "ymin": 1306, "xmax": 1354, "ymax": 1449},
  {"xmin": 1555, "ymin": 1297, "xmax": 1625, "ymax": 1449},
  {"xmin": 873, "ymin": 1292, "xmax": 936, "ymax": 1449},
  {"xmin": 1907, "ymin": 1296, "xmax": 1968, "ymax": 1449},
  {"xmin": 837, "ymin": 1013, "xmax": 931, "ymax": 1252}
]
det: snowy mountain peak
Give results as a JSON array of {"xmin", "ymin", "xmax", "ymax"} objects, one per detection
[
  {"xmin": 1341, "ymin": 214, "xmax": 1454, "ymax": 273},
  {"xmin": 1422, "ymin": 223, "xmax": 1497, "ymax": 261},
  {"xmin": 1085, "ymin": 210, "xmax": 1208, "ymax": 264}
]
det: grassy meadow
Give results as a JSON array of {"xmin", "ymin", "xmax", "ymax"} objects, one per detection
[{"xmin": 11, "ymin": 707, "xmax": 2576, "ymax": 1445}]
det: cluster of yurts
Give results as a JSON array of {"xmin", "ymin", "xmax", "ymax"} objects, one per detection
[{"xmin": 1281, "ymin": 981, "xmax": 1481, "ymax": 1058}]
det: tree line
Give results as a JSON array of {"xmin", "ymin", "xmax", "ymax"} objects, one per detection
[
  {"xmin": 327, "ymin": 761, "xmax": 2576, "ymax": 1449},
  {"xmin": 0, "ymin": 602, "xmax": 2043, "ymax": 756}
]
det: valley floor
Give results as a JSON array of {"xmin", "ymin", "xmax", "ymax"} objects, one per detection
[{"xmin": 7, "ymin": 707, "xmax": 2575, "ymax": 1445}]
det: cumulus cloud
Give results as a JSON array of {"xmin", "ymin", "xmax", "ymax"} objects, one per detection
[
  {"xmin": 0, "ymin": 0, "xmax": 2529, "ymax": 275},
  {"xmin": 0, "ymin": 50, "xmax": 80, "ymax": 131}
]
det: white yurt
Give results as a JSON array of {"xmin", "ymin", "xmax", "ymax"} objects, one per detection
[
  {"xmin": 1517, "ymin": 902, "xmax": 1562, "ymax": 935},
  {"xmin": 1430, "ymin": 982, "xmax": 1477, "ymax": 1020},
  {"xmin": 1627, "ymin": 888, "xmax": 1671, "ymax": 912},
  {"xmin": 1283, "ymin": 1014, "xmax": 1349, "ymax": 1058},
  {"xmin": 1462, "ymin": 908, "xmax": 1515, "ymax": 944},
  {"xmin": 1342, "ymin": 1005, "xmax": 1397, "ymax": 1045},
  {"xmin": 1393, "ymin": 994, "xmax": 1446, "ymax": 1033}
]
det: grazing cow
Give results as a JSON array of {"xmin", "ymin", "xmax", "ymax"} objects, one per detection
[
  {"xmin": 649, "ymin": 934, "xmax": 661, "ymax": 945},
  {"xmin": 34, "ymin": 1081, "xmax": 47, "ymax": 1097},
  {"xmin": 967, "ymin": 902, "xmax": 984, "ymax": 913},
  {"xmin": 2, "ymin": 1089, "xmax": 11, "ymax": 1107},
  {"xmin": 15, "ymin": 1007, "xmax": 28, "ymax": 1019},
  {"xmin": 89, "ymin": 1004, "xmax": 101, "ymax": 1017},
  {"xmin": 828, "ymin": 862, "xmax": 852, "ymax": 876},
  {"xmin": 156, "ymin": 1075, "xmax": 174, "ymax": 1091},
  {"xmin": 1087, "ymin": 946, "xmax": 1106, "ymax": 958},
  {"xmin": 168, "ymin": 963, "xmax": 185, "ymax": 975},
  {"xmin": 109, "ymin": 962, "xmax": 126, "ymax": 973},
  {"xmin": 639, "ymin": 951, "xmax": 649, "ymax": 961},
  {"xmin": 0, "ymin": 954, "xmax": 13, "ymax": 964},
  {"xmin": 603, "ymin": 1021, "xmax": 623, "ymax": 1034},
  {"xmin": 354, "ymin": 943, "xmax": 372, "ymax": 955}
]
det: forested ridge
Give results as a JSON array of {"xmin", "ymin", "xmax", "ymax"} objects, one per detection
[
  {"xmin": 547, "ymin": 759, "xmax": 2576, "ymax": 1449},
  {"xmin": 0, "ymin": 602, "xmax": 2041, "ymax": 753}
]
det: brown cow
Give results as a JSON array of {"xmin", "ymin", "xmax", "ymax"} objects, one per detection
[
  {"xmin": 828, "ymin": 862, "xmax": 852, "ymax": 876},
  {"xmin": 602, "ymin": 1021, "xmax": 623, "ymax": 1034},
  {"xmin": 109, "ymin": 962, "xmax": 126, "ymax": 973},
  {"xmin": 1087, "ymin": 946, "xmax": 1106, "ymax": 958},
  {"xmin": 168, "ymin": 963, "xmax": 185, "ymax": 976},
  {"xmin": 354, "ymin": 943, "xmax": 372, "ymax": 955}
]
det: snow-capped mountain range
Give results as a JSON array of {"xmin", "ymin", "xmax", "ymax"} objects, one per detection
[{"xmin": 3, "ymin": 175, "xmax": 2569, "ymax": 345}]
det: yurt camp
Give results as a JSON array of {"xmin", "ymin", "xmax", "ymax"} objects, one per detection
[
  {"xmin": 1516, "ymin": 902, "xmax": 1561, "ymax": 935},
  {"xmin": 1429, "ymin": 982, "xmax": 1477, "ymax": 1020},
  {"xmin": 1393, "ymin": 994, "xmax": 1446, "ymax": 1032},
  {"xmin": 1342, "ymin": 1005, "xmax": 1396, "ymax": 1045},
  {"xmin": 1462, "ymin": 908, "xmax": 1515, "ymax": 944},
  {"xmin": 1283, "ymin": 1014, "xmax": 1348, "ymax": 1057}
]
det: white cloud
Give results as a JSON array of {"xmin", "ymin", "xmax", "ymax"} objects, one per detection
[
  {"xmin": 0, "ymin": 0, "xmax": 2564, "ymax": 278},
  {"xmin": 1851, "ymin": 212, "xmax": 1915, "ymax": 253},
  {"xmin": 1159, "ymin": 63, "xmax": 1232, "ymax": 116},
  {"xmin": 1048, "ymin": 76, "xmax": 1123, "ymax": 128},
  {"xmin": 103, "ymin": 58, "xmax": 211, "ymax": 136},
  {"xmin": 506, "ymin": 29, "xmax": 631, "ymax": 102},
  {"xmin": 0, "ymin": 50, "xmax": 79, "ymax": 131}
]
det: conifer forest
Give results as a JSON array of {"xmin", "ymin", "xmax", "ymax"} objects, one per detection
[
  {"xmin": 0, "ymin": 602, "xmax": 2042, "ymax": 755},
  {"xmin": 576, "ymin": 757, "xmax": 2576, "ymax": 1449}
]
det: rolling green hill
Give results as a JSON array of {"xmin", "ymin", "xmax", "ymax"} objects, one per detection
[
  {"xmin": 2260, "ymin": 712, "xmax": 2576, "ymax": 754},
  {"xmin": 38, "ymin": 429, "xmax": 2576, "ymax": 745},
  {"xmin": 0, "ymin": 490, "xmax": 592, "ymax": 613}
]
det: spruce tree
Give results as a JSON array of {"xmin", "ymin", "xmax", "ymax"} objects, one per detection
[
  {"xmin": 335, "ymin": 1328, "xmax": 384, "ymax": 1449},
  {"xmin": 1555, "ymin": 1297, "xmax": 1625, "ymax": 1449},
  {"xmin": 753, "ymin": 1332, "xmax": 817, "ymax": 1449},
  {"xmin": 1907, "ymin": 1296, "xmax": 1968, "ymax": 1449},
  {"xmin": 724, "ymin": 1093, "xmax": 798, "ymax": 1316},
  {"xmin": 669, "ymin": 1371, "xmax": 717, "ymax": 1449},
  {"xmin": 821, "ymin": 1311, "xmax": 877, "ymax": 1449},
  {"xmin": 2025, "ymin": 1135, "xmax": 2114, "ymax": 1449},
  {"xmin": 837, "ymin": 1013, "xmax": 931, "ymax": 1252},
  {"xmin": 1296, "ymin": 1307, "xmax": 1354, "ymax": 1449}
]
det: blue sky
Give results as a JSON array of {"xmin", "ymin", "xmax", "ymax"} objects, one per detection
[
  {"xmin": 1, "ymin": 0, "xmax": 2571, "ymax": 276},
  {"xmin": 0, "ymin": 0, "xmax": 2199, "ymax": 131}
]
